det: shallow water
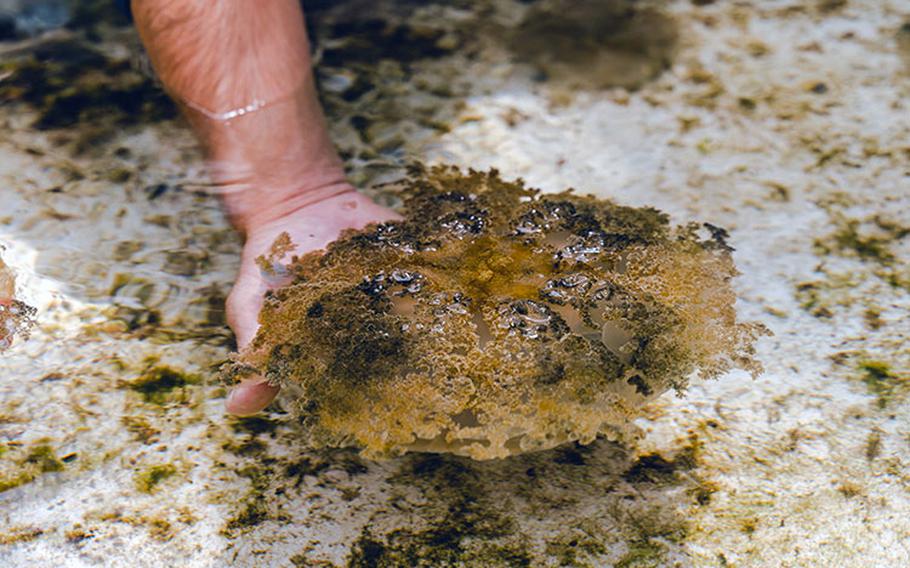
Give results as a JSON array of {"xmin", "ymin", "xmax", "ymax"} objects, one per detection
[{"xmin": 1, "ymin": 1, "xmax": 909, "ymax": 566}]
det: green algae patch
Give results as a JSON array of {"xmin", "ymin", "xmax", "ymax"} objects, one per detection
[
  {"xmin": 65, "ymin": 0, "xmax": 132, "ymax": 41},
  {"xmin": 126, "ymin": 366, "xmax": 201, "ymax": 405},
  {"xmin": 222, "ymin": 465, "xmax": 275, "ymax": 535},
  {"xmin": 615, "ymin": 539, "xmax": 667, "ymax": 568},
  {"xmin": 796, "ymin": 202, "xmax": 910, "ymax": 332},
  {"xmin": 347, "ymin": 455, "xmax": 531, "ymax": 568},
  {"xmin": 0, "ymin": 526, "xmax": 44, "ymax": 546},
  {"xmin": 795, "ymin": 281, "xmax": 835, "ymax": 319},
  {"xmin": 225, "ymin": 165, "xmax": 767, "ymax": 460},
  {"xmin": 23, "ymin": 445, "xmax": 64, "ymax": 474},
  {"xmin": 121, "ymin": 415, "xmax": 160, "ymax": 444},
  {"xmin": 623, "ymin": 441, "xmax": 700, "ymax": 485},
  {"xmin": 830, "ymin": 351, "xmax": 910, "ymax": 409},
  {"xmin": 222, "ymin": 438, "xmax": 268, "ymax": 458},
  {"xmin": 230, "ymin": 416, "xmax": 279, "ymax": 436},
  {"xmin": 316, "ymin": 14, "xmax": 462, "ymax": 68},
  {"xmin": 0, "ymin": 442, "xmax": 64, "ymax": 493},
  {"xmin": 0, "ymin": 38, "xmax": 176, "ymax": 154},
  {"xmin": 545, "ymin": 532, "xmax": 608, "ymax": 567},
  {"xmin": 802, "ymin": 208, "xmax": 910, "ymax": 316},
  {"xmin": 336, "ymin": 443, "xmax": 693, "ymax": 568},
  {"xmin": 348, "ymin": 531, "xmax": 532, "ymax": 568},
  {"xmin": 85, "ymin": 510, "xmax": 180, "ymax": 543},
  {"xmin": 858, "ymin": 360, "xmax": 907, "ymax": 409},
  {"xmin": 222, "ymin": 417, "xmax": 281, "ymax": 458},
  {"xmin": 134, "ymin": 464, "xmax": 178, "ymax": 494},
  {"xmin": 814, "ymin": 215, "xmax": 909, "ymax": 266}
]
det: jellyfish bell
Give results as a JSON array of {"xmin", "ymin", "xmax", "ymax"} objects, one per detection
[{"xmin": 224, "ymin": 165, "xmax": 768, "ymax": 460}]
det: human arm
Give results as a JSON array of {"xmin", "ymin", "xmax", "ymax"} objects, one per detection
[{"xmin": 131, "ymin": 0, "xmax": 400, "ymax": 413}]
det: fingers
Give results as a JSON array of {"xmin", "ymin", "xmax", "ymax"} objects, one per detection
[
  {"xmin": 223, "ymin": 197, "xmax": 402, "ymax": 417},
  {"xmin": 226, "ymin": 376, "xmax": 280, "ymax": 415},
  {"xmin": 225, "ymin": 274, "xmax": 266, "ymax": 349},
  {"xmin": 225, "ymin": 273, "xmax": 272, "ymax": 414}
]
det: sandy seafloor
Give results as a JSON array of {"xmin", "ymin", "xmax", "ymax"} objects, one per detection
[{"xmin": 1, "ymin": 1, "xmax": 909, "ymax": 566}]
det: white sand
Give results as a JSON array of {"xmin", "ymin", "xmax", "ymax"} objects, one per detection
[{"xmin": 1, "ymin": 1, "xmax": 908, "ymax": 566}]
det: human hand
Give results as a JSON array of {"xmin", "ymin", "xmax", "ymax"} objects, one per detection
[
  {"xmin": 132, "ymin": 0, "xmax": 393, "ymax": 415},
  {"xmin": 224, "ymin": 187, "xmax": 401, "ymax": 415}
]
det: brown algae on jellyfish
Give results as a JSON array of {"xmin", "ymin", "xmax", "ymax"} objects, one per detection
[
  {"xmin": 224, "ymin": 165, "xmax": 768, "ymax": 460},
  {"xmin": 0, "ymin": 253, "xmax": 36, "ymax": 352}
]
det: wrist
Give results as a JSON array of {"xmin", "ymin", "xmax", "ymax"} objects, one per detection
[
  {"xmin": 222, "ymin": 176, "xmax": 357, "ymax": 235},
  {"xmin": 174, "ymin": 70, "xmax": 351, "ymax": 235}
]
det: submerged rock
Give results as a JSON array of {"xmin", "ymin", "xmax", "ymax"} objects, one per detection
[
  {"xmin": 0, "ymin": 253, "xmax": 36, "ymax": 352},
  {"xmin": 509, "ymin": 0, "xmax": 679, "ymax": 90},
  {"xmin": 225, "ymin": 166, "xmax": 767, "ymax": 460}
]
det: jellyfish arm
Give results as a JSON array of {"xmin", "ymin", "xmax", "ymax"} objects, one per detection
[{"xmin": 131, "ymin": 0, "xmax": 399, "ymax": 413}]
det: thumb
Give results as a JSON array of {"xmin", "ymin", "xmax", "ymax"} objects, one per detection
[{"xmin": 224, "ymin": 274, "xmax": 278, "ymax": 415}]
